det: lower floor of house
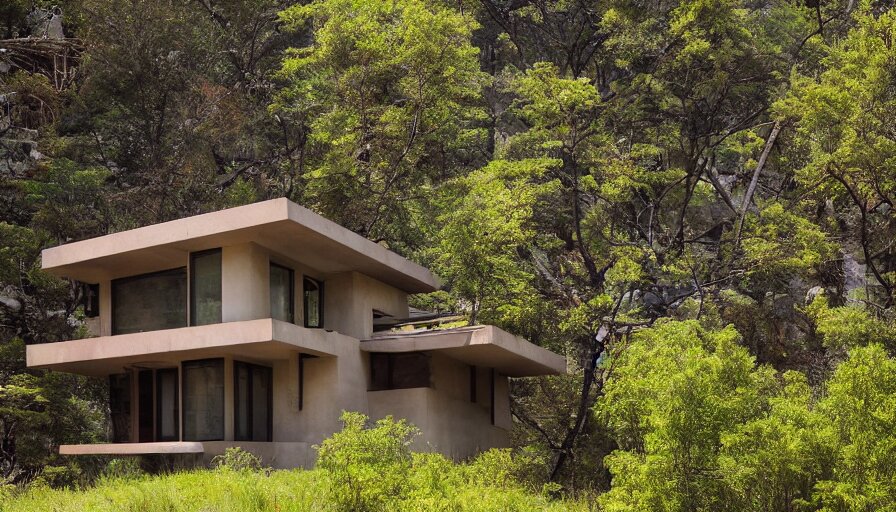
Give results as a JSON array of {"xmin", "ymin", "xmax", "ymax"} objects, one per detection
[{"xmin": 65, "ymin": 351, "xmax": 512, "ymax": 468}]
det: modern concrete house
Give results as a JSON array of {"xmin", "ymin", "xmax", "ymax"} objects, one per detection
[{"xmin": 26, "ymin": 198, "xmax": 565, "ymax": 468}]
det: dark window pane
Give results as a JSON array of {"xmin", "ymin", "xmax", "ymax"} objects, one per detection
[
  {"xmin": 252, "ymin": 369, "xmax": 270, "ymax": 441},
  {"xmin": 234, "ymin": 361, "xmax": 272, "ymax": 442},
  {"xmin": 138, "ymin": 370, "xmax": 153, "ymax": 442},
  {"xmin": 191, "ymin": 250, "xmax": 222, "ymax": 326},
  {"xmin": 82, "ymin": 283, "xmax": 99, "ymax": 318},
  {"xmin": 369, "ymin": 352, "xmax": 430, "ymax": 391},
  {"xmin": 235, "ymin": 363, "xmax": 250, "ymax": 440},
  {"xmin": 303, "ymin": 277, "xmax": 322, "ymax": 328},
  {"xmin": 183, "ymin": 359, "xmax": 224, "ymax": 441},
  {"xmin": 112, "ymin": 268, "xmax": 186, "ymax": 335},
  {"xmin": 109, "ymin": 374, "xmax": 131, "ymax": 443},
  {"xmin": 270, "ymin": 264, "xmax": 294, "ymax": 323},
  {"xmin": 156, "ymin": 369, "xmax": 179, "ymax": 441}
]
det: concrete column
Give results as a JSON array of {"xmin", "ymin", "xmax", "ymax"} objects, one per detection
[{"xmin": 221, "ymin": 243, "xmax": 270, "ymax": 322}]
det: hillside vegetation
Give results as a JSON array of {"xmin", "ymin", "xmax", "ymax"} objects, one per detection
[
  {"xmin": 4, "ymin": 0, "xmax": 896, "ymax": 509},
  {"xmin": 1, "ymin": 414, "xmax": 587, "ymax": 512}
]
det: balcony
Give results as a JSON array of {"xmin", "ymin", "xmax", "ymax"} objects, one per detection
[{"xmin": 26, "ymin": 319, "xmax": 355, "ymax": 375}]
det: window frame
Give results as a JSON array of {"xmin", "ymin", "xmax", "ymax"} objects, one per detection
[
  {"xmin": 111, "ymin": 267, "xmax": 187, "ymax": 335},
  {"xmin": 189, "ymin": 248, "xmax": 223, "ymax": 327},
  {"xmin": 303, "ymin": 276, "xmax": 324, "ymax": 329},
  {"xmin": 233, "ymin": 361, "xmax": 273, "ymax": 442},
  {"xmin": 269, "ymin": 262, "xmax": 295, "ymax": 324}
]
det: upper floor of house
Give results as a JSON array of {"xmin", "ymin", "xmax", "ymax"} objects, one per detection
[{"xmin": 42, "ymin": 198, "xmax": 440, "ymax": 341}]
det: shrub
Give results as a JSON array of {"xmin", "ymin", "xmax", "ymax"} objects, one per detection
[
  {"xmin": 211, "ymin": 447, "xmax": 264, "ymax": 472},
  {"xmin": 316, "ymin": 411, "xmax": 419, "ymax": 512}
]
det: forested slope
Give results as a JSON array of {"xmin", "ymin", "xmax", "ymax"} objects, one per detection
[{"xmin": 3, "ymin": 0, "xmax": 896, "ymax": 508}]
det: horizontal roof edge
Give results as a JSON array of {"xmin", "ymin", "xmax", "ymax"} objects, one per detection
[{"xmin": 40, "ymin": 198, "xmax": 440, "ymax": 293}]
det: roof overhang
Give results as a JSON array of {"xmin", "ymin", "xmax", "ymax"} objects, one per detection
[
  {"xmin": 361, "ymin": 326, "xmax": 566, "ymax": 377},
  {"xmin": 26, "ymin": 319, "xmax": 354, "ymax": 376},
  {"xmin": 41, "ymin": 198, "xmax": 439, "ymax": 293}
]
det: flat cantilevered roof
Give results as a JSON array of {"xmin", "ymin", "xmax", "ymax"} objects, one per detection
[
  {"xmin": 362, "ymin": 325, "xmax": 566, "ymax": 377},
  {"xmin": 41, "ymin": 198, "xmax": 439, "ymax": 293}
]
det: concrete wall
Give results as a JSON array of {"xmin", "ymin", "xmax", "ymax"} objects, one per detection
[
  {"xmin": 367, "ymin": 353, "xmax": 511, "ymax": 460},
  {"xmin": 221, "ymin": 243, "xmax": 269, "ymax": 323},
  {"xmin": 324, "ymin": 271, "xmax": 408, "ymax": 339},
  {"xmin": 202, "ymin": 441, "xmax": 315, "ymax": 469}
]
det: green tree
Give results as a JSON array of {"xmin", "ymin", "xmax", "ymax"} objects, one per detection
[
  {"xmin": 597, "ymin": 320, "xmax": 776, "ymax": 511},
  {"xmin": 777, "ymin": 9, "xmax": 896, "ymax": 308},
  {"xmin": 433, "ymin": 159, "xmax": 558, "ymax": 325},
  {"xmin": 815, "ymin": 344, "xmax": 896, "ymax": 511},
  {"xmin": 274, "ymin": 0, "xmax": 489, "ymax": 246}
]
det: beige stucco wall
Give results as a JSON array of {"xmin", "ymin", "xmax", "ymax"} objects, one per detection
[
  {"xmin": 202, "ymin": 441, "xmax": 316, "ymax": 469},
  {"xmin": 221, "ymin": 243, "xmax": 269, "ymax": 323},
  {"xmin": 324, "ymin": 271, "xmax": 408, "ymax": 339},
  {"xmin": 367, "ymin": 353, "xmax": 511, "ymax": 460}
]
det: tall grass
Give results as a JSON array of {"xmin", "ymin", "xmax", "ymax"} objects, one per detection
[
  {"xmin": 2, "ymin": 415, "xmax": 593, "ymax": 511},
  {"xmin": 1, "ymin": 467, "xmax": 589, "ymax": 512}
]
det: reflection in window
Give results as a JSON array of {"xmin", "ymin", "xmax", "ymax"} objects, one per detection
[
  {"xmin": 270, "ymin": 263, "xmax": 294, "ymax": 323},
  {"xmin": 182, "ymin": 359, "xmax": 224, "ymax": 441},
  {"xmin": 303, "ymin": 277, "xmax": 322, "ymax": 328},
  {"xmin": 112, "ymin": 268, "xmax": 187, "ymax": 335},
  {"xmin": 190, "ymin": 249, "xmax": 222, "ymax": 326},
  {"xmin": 234, "ymin": 361, "xmax": 272, "ymax": 442}
]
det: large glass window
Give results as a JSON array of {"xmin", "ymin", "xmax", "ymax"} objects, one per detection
[
  {"xmin": 369, "ymin": 353, "xmax": 431, "ymax": 391},
  {"xmin": 234, "ymin": 361, "xmax": 272, "ymax": 442},
  {"xmin": 112, "ymin": 268, "xmax": 187, "ymax": 335},
  {"xmin": 190, "ymin": 249, "xmax": 222, "ymax": 326},
  {"xmin": 303, "ymin": 277, "xmax": 322, "ymax": 328},
  {"xmin": 270, "ymin": 263, "xmax": 294, "ymax": 323},
  {"xmin": 182, "ymin": 359, "xmax": 224, "ymax": 441}
]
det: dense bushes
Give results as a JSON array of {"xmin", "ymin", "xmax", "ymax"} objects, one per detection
[{"xmin": 598, "ymin": 320, "xmax": 896, "ymax": 512}]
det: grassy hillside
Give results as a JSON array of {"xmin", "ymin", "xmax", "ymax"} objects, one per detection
[
  {"xmin": 1, "ymin": 466, "xmax": 588, "ymax": 512},
  {"xmin": 1, "ymin": 416, "xmax": 590, "ymax": 512}
]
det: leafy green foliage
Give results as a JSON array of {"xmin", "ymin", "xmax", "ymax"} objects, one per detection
[
  {"xmin": 275, "ymin": 0, "xmax": 489, "ymax": 243},
  {"xmin": 598, "ymin": 320, "xmax": 896, "ymax": 511},
  {"xmin": 211, "ymin": 447, "xmax": 266, "ymax": 472},
  {"xmin": 316, "ymin": 412, "xmax": 418, "ymax": 512},
  {"xmin": 0, "ymin": 416, "xmax": 589, "ymax": 511}
]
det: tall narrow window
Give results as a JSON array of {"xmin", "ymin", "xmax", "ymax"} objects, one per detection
[
  {"xmin": 137, "ymin": 370, "xmax": 153, "ymax": 442},
  {"xmin": 190, "ymin": 249, "xmax": 222, "ymax": 326},
  {"xmin": 234, "ymin": 361, "xmax": 272, "ymax": 442},
  {"xmin": 156, "ymin": 368, "xmax": 179, "ymax": 441},
  {"xmin": 303, "ymin": 277, "xmax": 322, "ymax": 328},
  {"xmin": 112, "ymin": 268, "xmax": 186, "ymax": 334},
  {"xmin": 109, "ymin": 373, "xmax": 131, "ymax": 443},
  {"xmin": 182, "ymin": 359, "xmax": 224, "ymax": 441},
  {"xmin": 270, "ymin": 263, "xmax": 294, "ymax": 323}
]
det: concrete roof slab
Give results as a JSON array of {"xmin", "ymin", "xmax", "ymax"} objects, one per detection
[
  {"xmin": 41, "ymin": 198, "xmax": 440, "ymax": 293},
  {"xmin": 26, "ymin": 319, "xmax": 356, "ymax": 376},
  {"xmin": 361, "ymin": 326, "xmax": 566, "ymax": 377}
]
